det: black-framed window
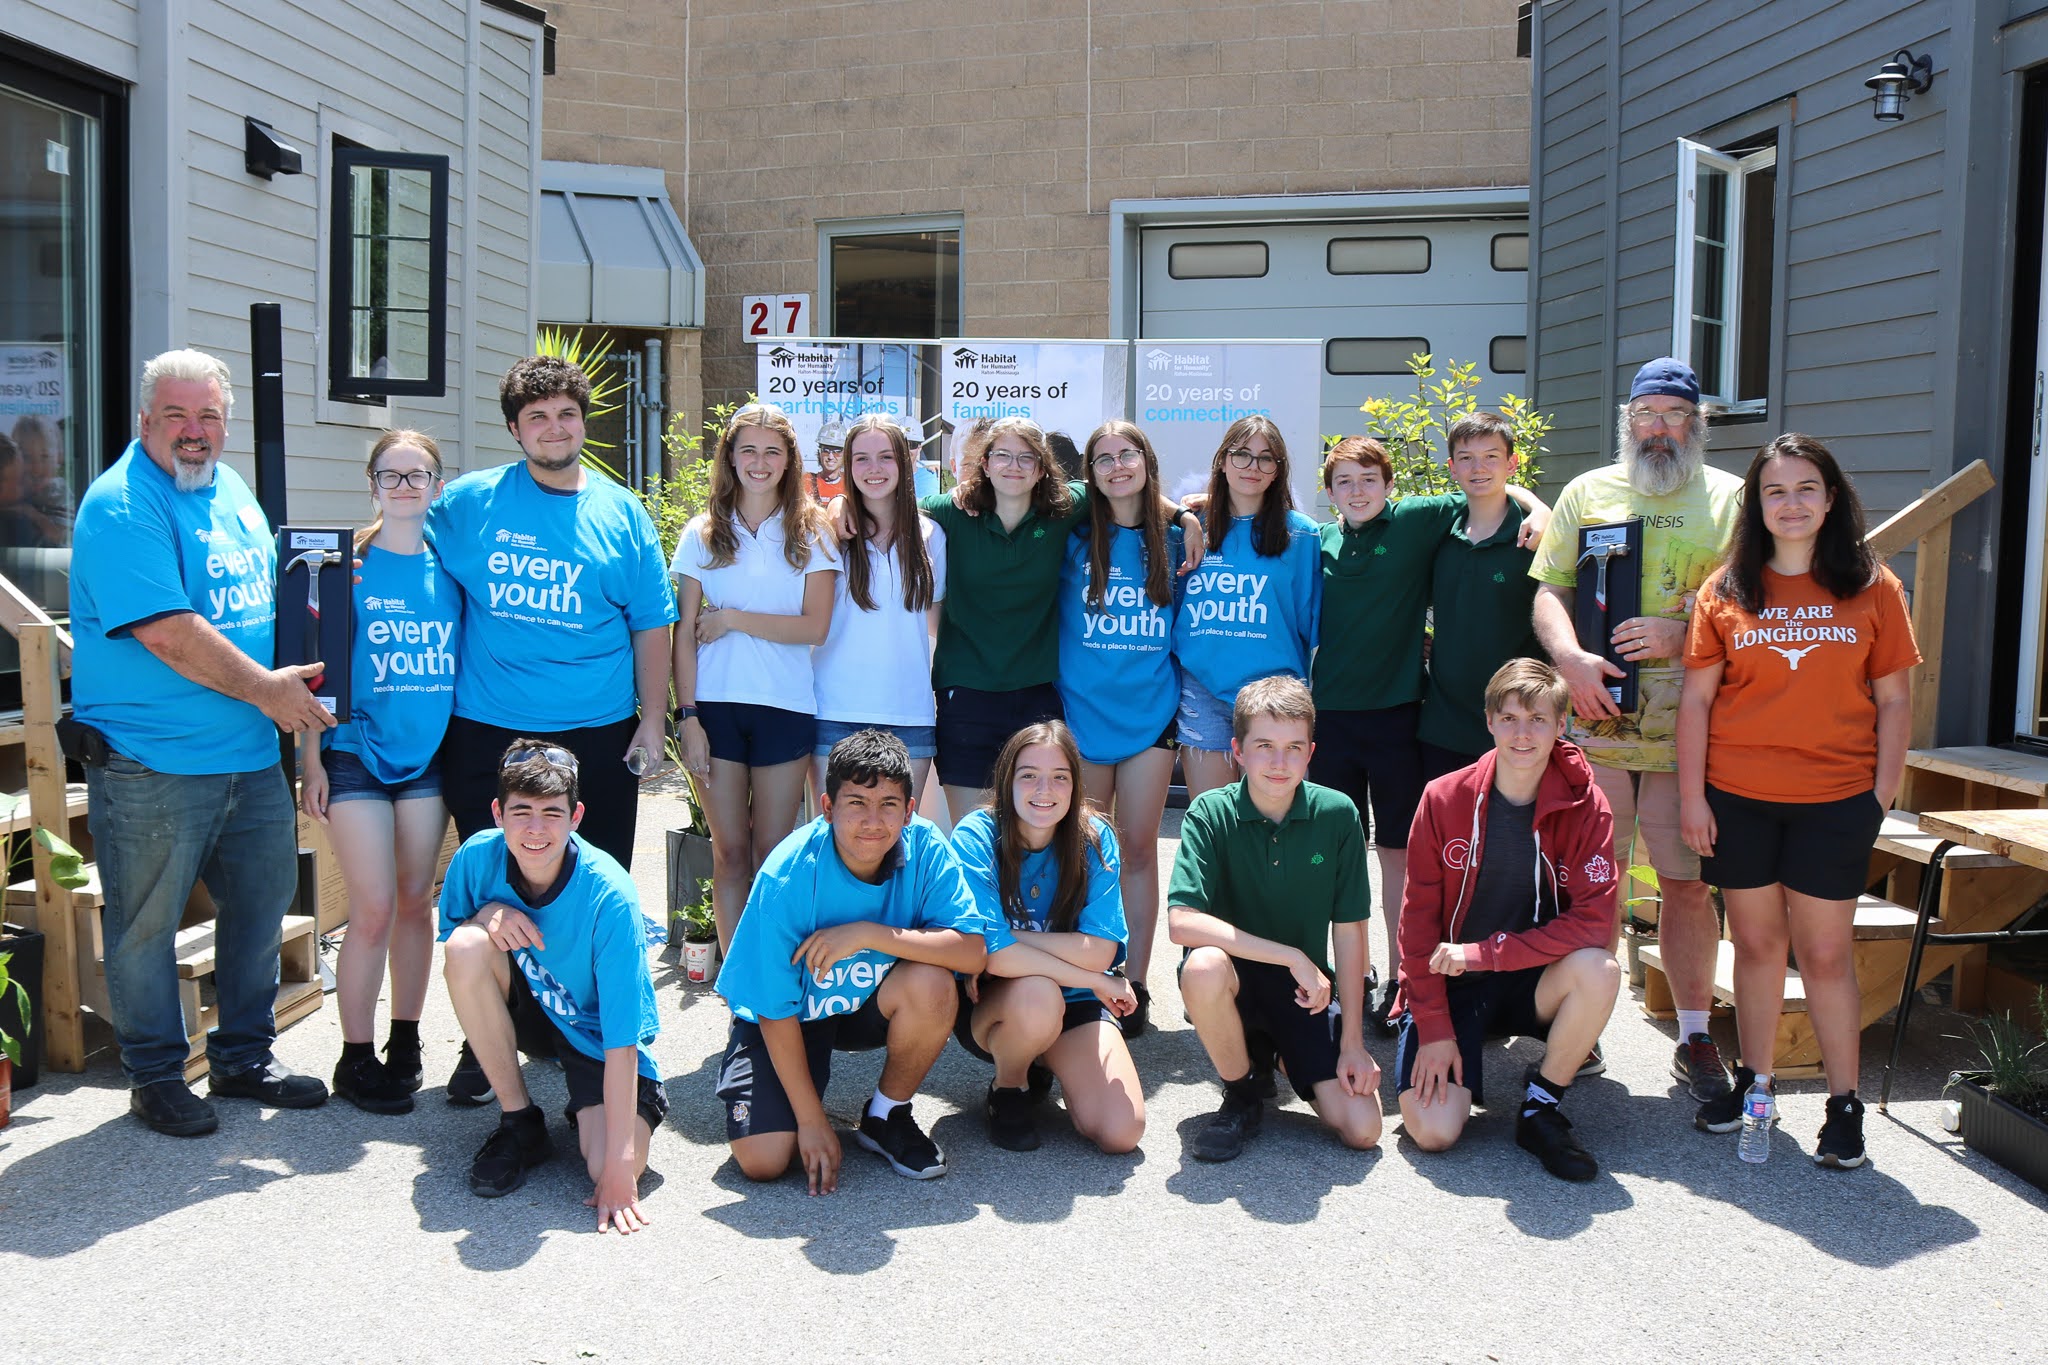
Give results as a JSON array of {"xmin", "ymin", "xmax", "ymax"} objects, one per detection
[{"xmin": 328, "ymin": 145, "xmax": 448, "ymax": 402}]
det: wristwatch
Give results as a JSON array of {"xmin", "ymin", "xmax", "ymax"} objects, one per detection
[{"xmin": 673, "ymin": 704, "xmax": 699, "ymax": 725}]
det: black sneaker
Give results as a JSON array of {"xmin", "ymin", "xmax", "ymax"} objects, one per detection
[
  {"xmin": 856, "ymin": 1103, "xmax": 947, "ymax": 1179},
  {"xmin": 209, "ymin": 1059, "xmax": 329, "ymax": 1109},
  {"xmin": 129, "ymin": 1079, "xmax": 219, "ymax": 1137},
  {"xmin": 985, "ymin": 1084, "xmax": 1041, "ymax": 1152},
  {"xmin": 333, "ymin": 1051, "xmax": 415, "ymax": 1115},
  {"xmin": 1191, "ymin": 1085, "xmax": 1265, "ymax": 1162},
  {"xmin": 1695, "ymin": 1064, "xmax": 1757, "ymax": 1133},
  {"xmin": 1673, "ymin": 1032, "xmax": 1733, "ymax": 1103},
  {"xmin": 446, "ymin": 1041, "xmax": 494, "ymax": 1107},
  {"xmin": 1367, "ymin": 977, "xmax": 1400, "ymax": 1039},
  {"xmin": 468, "ymin": 1109, "xmax": 555, "ymax": 1197},
  {"xmin": 1120, "ymin": 982, "xmax": 1151, "ymax": 1040},
  {"xmin": 1815, "ymin": 1092, "xmax": 1867, "ymax": 1170},
  {"xmin": 383, "ymin": 1034, "xmax": 424, "ymax": 1094},
  {"xmin": 1026, "ymin": 1062, "xmax": 1056, "ymax": 1104},
  {"xmin": 1516, "ymin": 1100, "xmax": 1599, "ymax": 1182}
]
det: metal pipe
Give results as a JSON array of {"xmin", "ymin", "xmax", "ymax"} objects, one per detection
[{"xmin": 643, "ymin": 336, "xmax": 665, "ymax": 491}]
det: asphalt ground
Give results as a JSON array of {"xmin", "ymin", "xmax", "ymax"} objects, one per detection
[{"xmin": 2, "ymin": 786, "xmax": 2042, "ymax": 1364}]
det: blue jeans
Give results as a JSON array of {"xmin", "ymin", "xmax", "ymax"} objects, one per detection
[{"xmin": 88, "ymin": 756, "xmax": 297, "ymax": 1086}]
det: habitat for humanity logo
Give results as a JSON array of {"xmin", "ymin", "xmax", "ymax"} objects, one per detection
[
  {"xmin": 952, "ymin": 347, "xmax": 1020, "ymax": 377},
  {"xmin": 770, "ymin": 344, "xmax": 838, "ymax": 374},
  {"xmin": 768, "ymin": 346, "xmax": 798, "ymax": 369},
  {"xmin": 494, "ymin": 528, "xmax": 540, "ymax": 549},
  {"xmin": 1146, "ymin": 348, "xmax": 1175, "ymax": 372},
  {"xmin": 1161, "ymin": 349, "xmax": 1214, "ymax": 378}
]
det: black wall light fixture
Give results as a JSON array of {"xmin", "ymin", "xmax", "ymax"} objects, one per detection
[
  {"xmin": 245, "ymin": 116, "xmax": 304, "ymax": 178},
  {"xmin": 1865, "ymin": 50, "xmax": 1934, "ymax": 122}
]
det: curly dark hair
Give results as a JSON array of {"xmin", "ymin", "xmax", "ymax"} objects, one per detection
[{"xmin": 499, "ymin": 355, "xmax": 593, "ymax": 427}]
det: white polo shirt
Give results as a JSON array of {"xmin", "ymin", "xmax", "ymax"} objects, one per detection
[
  {"xmin": 671, "ymin": 510, "xmax": 838, "ymax": 714},
  {"xmin": 812, "ymin": 515, "xmax": 948, "ymax": 726}
]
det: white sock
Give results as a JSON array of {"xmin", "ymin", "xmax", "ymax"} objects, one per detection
[
  {"xmin": 1677, "ymin": 1009, "xmax": 1712, "ymax": 1041},
  {"xmin": 866, "ymin": 1089, "xmax": 909, "ymax": 1122}
]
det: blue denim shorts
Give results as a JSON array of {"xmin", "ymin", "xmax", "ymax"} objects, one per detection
[
  {"xmin": 1176, "ymin": 674, "xmax": 1239, "ymax": 753},
  {"xmin": 814, "ymin": 719, "xmax": 938, "ymax": 761},
  {"xmin": 324, "ymin": 747, "xmax": 442, "ymax": 804}
]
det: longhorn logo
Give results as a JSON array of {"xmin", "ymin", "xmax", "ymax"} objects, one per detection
[{"xmin": 1769, "ymin": 644, "xmax": 1822, "ymax": 671}]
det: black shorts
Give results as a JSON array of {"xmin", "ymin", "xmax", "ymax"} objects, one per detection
[
  {"xmin": 1699, "ymin": 783, "xmax": 1884, "ymax": 901},
  {"xmin": 1393, "ymin": 965, "xmax": 1548, "ymax": 1103},
  {"xmin": 1308, "ymin": 704, "xmax": 1425, "ymax": 850},
  {"xmin": 696, "ymin": 699, "xmax": 815, "ymax": 767},
  {"xmin": 506, "ymin": 968, "xmax": 669, "ymax": 1132},
  {"xmin": 1419, "ymin": 741, "xmax": 1486, "ymax": 785},
  {"xmin": 716, "ymin": 991, "xmax": 893, "ymax": 1140},
  {"xmin": 440, "ymin": 712, "xmax": 642, "ymax": 867},
  {"xmin": 934, "ymin": 683, "xmax": 1063, "ymax": 791},
  {"xmin": 950, "ymin": 975, "xmax": 1118, "ymax": 1062},
  {"xmin": 1182, "ymin": 953, "xmax": 1342, "ymax": 1101}
]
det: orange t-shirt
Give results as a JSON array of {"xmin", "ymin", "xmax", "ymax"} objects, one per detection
[{"xmin": 1685, "ymin": 564, "xmax": 1920, "ymax": 802}]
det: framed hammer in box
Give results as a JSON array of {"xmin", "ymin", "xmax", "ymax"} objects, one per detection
[
  {"xmin": 275, "ymin": 526, "xmax": 355, "ymax": 721},
  {"xmin": 1572, "ymin": 517, "xmax": 1644, "ymax": 715}
]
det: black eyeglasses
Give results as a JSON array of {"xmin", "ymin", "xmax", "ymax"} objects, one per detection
[
  {"xmin": 372, "ymin": 469, "xmax": 439, "ymax": 489},
  {"xmin": 503, "ymin": 745, "xmax": 578, "ymax": 773},
  {"xmin": 1226, "ymin": 448, "xmax": 1278, "ymax": 472}
]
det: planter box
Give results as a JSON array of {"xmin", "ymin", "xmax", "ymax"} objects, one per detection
[
  {"xmin": 0, "ymin": 923, "xmax": 45, "ymax": 1091},
  {"xmin": 1953, "ymin": 1074, "xmax": 2048, "ymax": 1194},
  {"xmin": 667, "ymin": 828, "xmax": 714, "ymax": 921}
]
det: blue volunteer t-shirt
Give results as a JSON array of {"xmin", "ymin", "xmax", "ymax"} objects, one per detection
[
  {"xmin": 429, "ymin": 463, "xmax": 677, "ymax": 730},
  {"xmin": 324, "ymin": 543, "xmax": 460, "ymax": 783},
  {"xmin": 1173, "ymin": 510, "xmax": 1322, "ymax": 698},
  {"xmin": 719, "ymin": 814, "xmax": 982, "ymax": 1024},
  {"xmin": 437, "ymin": 831, "xmax": 662, "ymax": 1079},
  {"xmin": 1056, "ymin": 523, "xmax": 1181, "ymax": 765},
  {"xmin": 70, "ymin": 442, "xmax": 278, "ymax": 774},
  {"xmin": 950, "ymin": 808, "xmax": 1126, "ymax": 1005}
]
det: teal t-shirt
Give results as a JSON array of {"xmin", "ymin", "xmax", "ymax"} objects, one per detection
[
  {"xmin": 324, "ymin": 543, "xmax": 460, "ymax": 783},
  {"xmin": 950, "ymin": 808, "xmax": 1127, "ymax": 1004}
]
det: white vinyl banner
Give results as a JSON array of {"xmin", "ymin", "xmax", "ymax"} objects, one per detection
[
  {"xmin": 939, "ymin": 340, "xmax": 1127, "ymax": 479},
  {"xmin": 755, "ymin": 340, "xmax": 922, "ymax": 470},
  {"xmin": 0, "ymin": 343, "xmax": 66, "ymax": 424},
  {"xmin": 1132, "ymin": 340, "xmax": 1323, "ymax": 510}
]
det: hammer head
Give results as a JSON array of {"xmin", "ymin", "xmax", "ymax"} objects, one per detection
[{"xmin": 1574, "ymin": 539, "xmax": 1632, "ymax": 567}]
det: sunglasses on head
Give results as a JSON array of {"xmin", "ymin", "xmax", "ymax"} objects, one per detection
[{"xmin": 503, "ymin": 745, "xmax": 579, "ymax": 773}]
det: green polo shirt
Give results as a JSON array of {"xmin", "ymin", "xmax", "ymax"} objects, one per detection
[
  {"xmin": 921, "ymin": 483, "xmax": 1087, "ymax": 692},
  {"xmin": 1311, "ymin": 493, "xmax": 1462, "ymax": 711},
  {"xmin": 1166, "ymin": 777, "xmax": 1370, "ymax": 978},
  {"xmin": 1419, "ymin": 499, "xmax": 1540, "ymax": 757}
]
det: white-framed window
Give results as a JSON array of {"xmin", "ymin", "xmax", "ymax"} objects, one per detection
[
  {"xmin": 1673, "ymin": 136, "xmax": 1777, "ymax": 413},
  {"xmin": 817, "ymin": 214, "xmax": 962, "ymax": 338}
]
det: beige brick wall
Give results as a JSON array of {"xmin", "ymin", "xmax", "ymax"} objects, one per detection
[{"xmin": 544, "ymin": 0, "xmax": 1529, "ymax": 402}]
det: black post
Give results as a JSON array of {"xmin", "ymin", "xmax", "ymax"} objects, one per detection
[{"xmin": 249, "ymin": 304, "xmax": 295, "ymax": 780}]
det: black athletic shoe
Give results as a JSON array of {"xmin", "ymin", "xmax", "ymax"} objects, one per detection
[
  {"xmin": 1815, "ymin": 1092, "xmax": 1867, "ymax": 1170},
  {"xmin": 445, "ymin": 1041, "xmax": 494, "ymax": 1107},
  {"xmin": 334, "ymin": 1051, "xmax": 415, "ymax": 1115},
  {"xmin": 383, "ymin": 1034, "xmax": 424, "ymax": 1094},
  {"xmin": 1191, "ymin": 1086, "xmax": 1265, "ymax": 1163},
  {"xmin": 129, "ymin": 1079, "xmax": 219, "ymax": 1137},
  {"xmin": 985, "ymin": 1085, "xmax": 1041, "ymax": 1152},
  {"xmin": 468, "ymin": 1110, "xmax": 555, "ymax": 1197},
  {"xmin": 1120, "ymin": 982, "xmax": 1151, "ymax": 1040},
  {"xmin": 1673, "ymin": 1032, "xmax": 1733, "ymax": 1103},
  {"xmin": 856, "ymin": 1103, "xmax": 947, "ymax": 1179},
  {"xmin": 1367, "ymin": 977, "xmax": 1400, "ymax": 1039},
  {"xmin": 1026, "ymin": 1062, "xmax": 1056, "ymax": 1104},
  {"xmin": 209, "ymin": 1059, "xmax": 329, "ymax": 1109},
  {"xmin": 1516, "ymin": 1100, "xmax": 1599, "ymax": 1182},
  {"xmin": 1695, "ymin": 1064, "xmax": 1757, "ymax": 1133}
]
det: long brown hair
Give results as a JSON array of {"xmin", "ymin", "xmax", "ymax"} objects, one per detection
[
  {"xmin": 1082, "ymin": 420, "xmax": 1173, "ymax": 608},
  {"xmin": 983, "ymin": 721, "xmax": 1105, "ymax": 935},
  {"xmin": 841, "ymin": 415, "xmax": 936, "ymax": 612},
  {"xmin": 1202, "ymin": 414, "xmax": 1295, "ymax": 557},
  {"xmin": 1714, "ymin": 432, "xmax": 1878, "ymax": 614},
  {"xmin": 357, "ymin": 428, "xmax": 444, "ymax": 554},
  {"xmin": 697, "ymin": 403, "xmax": 823, "ymax": 571},
  {"xmin": 953, "ymin": 416, "xmax": 1074, "ymax": 521}
]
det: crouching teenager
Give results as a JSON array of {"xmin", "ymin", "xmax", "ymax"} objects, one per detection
[
  {"xmin": 1395, "ymin": 660, "xmax": 1622, "ymax": 1182},
  {"xmin": 717, "ymin": 729, "xmax": 986, "ymax": 1191},
  {"xmin": 1167, "ymin": 676, "xmax": 1382, "ymax": 1162},
  {"xmin": 439, "ymin": 742, "xmax": 666, "ymax": 1231}
]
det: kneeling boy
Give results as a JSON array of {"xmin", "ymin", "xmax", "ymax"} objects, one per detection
[
  {"xmin": 441, "ymin": 741, "xmax": 665, "ymax": 1231},
  {"xmin": 1168, "ymin": 676, "xmax": 1382, "ymax": 1162},
  {"xmin": 717, "ymin": 729, "xmax": 986, "ymax": 1192},
  {"xmin": 1396, "ymin": 659, "xmax": 1622, "ymax": 1182}
]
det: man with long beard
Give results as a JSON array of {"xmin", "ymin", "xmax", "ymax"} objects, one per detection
[{"xmin": 1527, "ymin": 358, "xmax": 1743, "ymax": 1104}]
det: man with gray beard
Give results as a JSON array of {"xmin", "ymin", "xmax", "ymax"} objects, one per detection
[
  {"xmin": 70, "ymin": 348, "xmax": 335, "ymax": 1135},
  {"xmin": 1527, "ymin": 358, "xmax": 1744, "ymax": 1101}
]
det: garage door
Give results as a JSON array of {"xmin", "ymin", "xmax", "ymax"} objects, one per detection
[{"xmin": 1139, "ymin": 218, "xmax": 1531, "ymax": 445}]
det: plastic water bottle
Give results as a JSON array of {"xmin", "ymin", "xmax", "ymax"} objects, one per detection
[{"xmin": 1738, "ymin": 1075, "xmax": 1774, "ymax": 1164}]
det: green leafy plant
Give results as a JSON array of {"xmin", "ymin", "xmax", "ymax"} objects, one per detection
[
  {"xmin": 1352, "ymin": 353, "xmax": 1551, "ymax": 498},
  {"xmin": 534, "ymin": 326, "xmax": 627, "ymax": 457},
  {"xmin": 0, "ymin": 949, "xmax": 28, "ymax": 1066},
  {"xmin": 1948, "ymin": 987, "xmax": 2048, "ymax": 1109},
  {"xmin": 0, "ymin": 793, "xmax": 91, "ymax": 1062},
  {"xmin": 673, "ymin": 882, "xmax": 716, "ymax": 944}
]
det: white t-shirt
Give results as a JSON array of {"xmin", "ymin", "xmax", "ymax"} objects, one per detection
[
  {"xmin": 671, "ymin": 510, "xmax": 838, "ymax": 713},
  {"xmin": 812, "ymin": 515, "xmax": 948, "ymax": 725}
]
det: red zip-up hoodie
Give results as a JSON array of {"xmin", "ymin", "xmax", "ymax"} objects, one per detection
[{"xmin": 1397, "ymin": 738, "xmax": 1618, "ymax": 1046}]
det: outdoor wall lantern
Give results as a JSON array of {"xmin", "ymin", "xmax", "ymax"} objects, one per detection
[{"xmin": 1865, "ymin": 50, "xmax": 1934, "ymax": 122}]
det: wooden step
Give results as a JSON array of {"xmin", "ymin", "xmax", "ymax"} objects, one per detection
[
  {"xmin": 1905, "ymin": 746, "xmax": 2048, "ymax": 799},
  {"xmin": 171, "ymin": 914, "xmax": 320, "ymax": 981},
  {"xmin": 0, "ymin": 783, "xmax": 88, "ymax": 835},
  {"xmin": 1874, "ymin": 811, "xmax": 2015, "ymax": 870},
  {"xmin": 182, "ymin": 979, "xmax": 324, "ymax": 1082},
  {"xmin": 1641, "ymin": 940, "xmax": 1808, "ymax": 1013}
]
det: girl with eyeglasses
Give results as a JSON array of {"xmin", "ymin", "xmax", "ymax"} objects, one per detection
[
  {"xmin": 300, "ymin": 429, "xmax": 459, "ymax": 1114},
  {"xmin": 1055, "ymin": 420, "xmax": 1182, "ymax": 1036},
  {"xmin": 1173, "ymin": 415, "xmax": 1321, "ymax": 802},
  {"xmin": 809, "ymin": 416, "xmax": 947, "ymax": 795},
  {"xmin": 672, "ymin": 404, "xmax": 839, "ymax": 951}
]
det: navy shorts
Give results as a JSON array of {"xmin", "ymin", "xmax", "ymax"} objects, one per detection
[
  {"xmin": 1394, "ymin": 965, "xmax": 1548, "ymax": 1103},
  {"xmin": 934, "ymin": 683, "xmax": 1063, "ymax": 790},
  {"xmin": 322, "ymin": 747, "xmax": 442, "ymax": 804},
  {"xmin": 1182, "ymin": 952, "xmax": 1342, "ymax": 1101},
  {"xmin": 1308, "ymin": 704, "xmax": 1424, "ymax": 850},
  {"xmin": 717, "ymin": 991, "xmax": 893, "ymax": 1140},
  {"xmin": 815, "ymin": 718, "xmax": 938, "ymax": 761},
  {"xmin": 1700, "ymin": 784, "xmax": 1885, "ymax": 902},
  {"xmin": 1419, "ymin": 741, "xmax": 1487, "ymax": 785},
  {"xmin": 697, "ymin": 700, "xmax": 816, "ymax": 767},
  {"xmin": 506, "ymin": 968, "xmax": 668, "ymax": 1132},
  {"xmin": 950, "ymin": 975, "xmax": 1118, "ymax": 1062}
]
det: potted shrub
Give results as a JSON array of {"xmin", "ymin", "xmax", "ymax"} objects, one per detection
[
  {"xmin": 0, "ymin": 922, "xmax": 43, "ymax": 1090},
  {"xmin": 1946, "ymin": 988, "xmax": 2048, "ymax": 1194},
  {"xmin": 0, "ymin": 945, "xmax": 31, "ymax": 1128},
  {"xmin": 676, "ymin": 884, "xmax": 718, "ymax": 984},
  {"xmin": 666, "ymin": 772, "xmax": 714, "ymax": 937}
]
